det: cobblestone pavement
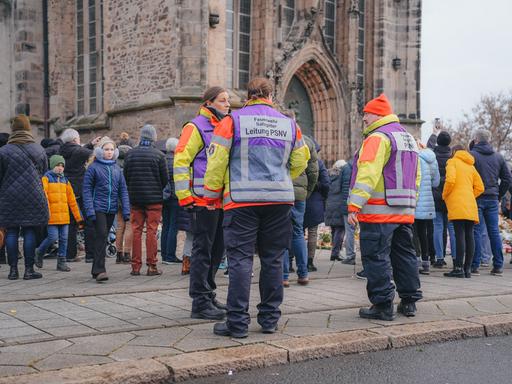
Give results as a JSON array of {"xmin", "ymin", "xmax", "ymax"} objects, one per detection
[{"xmin": 0, "ymin": 250, "xmax": 511, "ymax": 377}]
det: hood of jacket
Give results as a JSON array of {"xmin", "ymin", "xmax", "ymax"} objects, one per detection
[
  {"xmin": 454, "ymin": 150, "xmax": 475, "ymax": 165},
  {"xmin": 472, "ymin": 141, "xmax": 495, "ymax": 156},
  {"xmin": 59, "ymin": 142, "xmax": 80, "ymax": 159},
  {"xmin": 419, "ymin": 148, "xmax": 437, "ymax": 164}
]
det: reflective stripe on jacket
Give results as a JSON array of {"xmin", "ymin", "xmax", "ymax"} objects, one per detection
[
  {"xmin": 348, "ymin": 114, "xmax": 421, "ymax": 224},
  {"xmin": 173, "ymin": 107, "xmax": 222, "ymax": 208},
  {"xmin": 203, "ymin": 99, "xmax": 310, "ymax": 210}
]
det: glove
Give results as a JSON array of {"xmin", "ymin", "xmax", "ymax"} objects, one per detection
[{"xmin": 78, "ymin": 221, "xmax": 85, "ymax": 230}]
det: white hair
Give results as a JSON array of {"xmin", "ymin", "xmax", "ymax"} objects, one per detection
[
  {"xmin": 474, "ymin": 129, "xmax": 491, "ymax": 143},
  {"xmin": 61, "ymin": 128, "xmax": 79, "ymax": 144},
  {"xmin": 166, "ymin": 137, "xmax": 179, "ymax": 153}
]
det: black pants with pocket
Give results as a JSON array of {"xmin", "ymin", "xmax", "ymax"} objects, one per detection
[
  {"xmin": 360, "ymin": 222, "xmax": 423, "ymax": 306},
  {"xmin": 452, "ymin": 220, "xmax": 475, "ymax": 271}
]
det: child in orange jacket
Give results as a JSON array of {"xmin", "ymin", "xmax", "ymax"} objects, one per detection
[{"xmin": 36, "ymin": 155, "xmax": 83, "ymax": 271}]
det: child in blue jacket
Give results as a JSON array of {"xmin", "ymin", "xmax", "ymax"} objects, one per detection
[{"xmin": 83, "ymin": 137, "xmax": 130, "ymax": 282}]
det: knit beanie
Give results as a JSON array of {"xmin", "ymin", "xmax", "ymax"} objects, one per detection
[
  {"xmin": 50, "ymin": 155, "xmax": 65, "ymax": 169},
  {"xmin": 140, "ymin": 124, "xmax": 157, "ymax": 142},
  {"xmin": 363, "ymin": 94, "xmax": 393, "ymax": 116},
  {"xmin": 98, "ymin": 136, "xmax": 116, "ymax": 149},
  {"xmin": 11, "ymin": 114, "xmax": 31, "ymax": 132},
  {"xmin": 437, "ymin": 131, "xmax": 451, "ymax": 146}
]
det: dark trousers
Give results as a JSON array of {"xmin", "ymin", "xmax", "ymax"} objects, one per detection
[
  {"xmin": 189, "ymin": 207, "xmax": 224, "ymax": 312},
  {"xmin": 161, "ymin": 199, "xmax": 180, "ymax": 261},
  {"xmin": 91, "ymin": 212, "xmax": 115, "ymax": 276},
  {"xmin": 413, "ymin": 219, "xmax": 433, "ymax": 261},
  {"xmin": 223, "ymin": 205, "xmax": 292, "ymax": 334},
  {"xmin": 360, "ymin": 222, "xmax": 422, "ymax": 306},
  {"xmin": 67, "ymin": 198, "xmax": 93, "ymax": 261},
  {"xmin": 453, "ymin": 220, "xmax": 475, "ymax": 271},
  {"xmin": 330, "ymin": 225, "xmax": 346, "ymax": 259}
]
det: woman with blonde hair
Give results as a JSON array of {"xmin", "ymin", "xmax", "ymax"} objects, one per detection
[{"xmin": 83, "ymin": 137, "xmax": 130, "ymax": 282}]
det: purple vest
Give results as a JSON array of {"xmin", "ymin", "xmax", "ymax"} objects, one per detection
[
  {"xmin": 228, "ymin": 103, "xmax": 297, "ymax": 204},
  {"xmin": 351, "ymin": 122, "xmax": 418, "ymax": 208},
  {"xmin": 188, "ymin": 114, "xmax": 214, "ymax": 197}
]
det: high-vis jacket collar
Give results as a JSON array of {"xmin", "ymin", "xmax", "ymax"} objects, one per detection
[{"xmin": 363, "ymin": 114, "xmax": 400, "ymax": 137}]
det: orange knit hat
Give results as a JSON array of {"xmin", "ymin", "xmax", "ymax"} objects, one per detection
[{"xmin": 363, "ymin": 94, "xmax": 393, "ymax": 116}]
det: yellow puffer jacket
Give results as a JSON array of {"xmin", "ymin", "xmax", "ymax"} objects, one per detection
[
  {"xmin": 442, "ymin": 150, "xmax": 484, "ymax": 222},
  {"xmin": 42, "ymin": 171, "xmax": 82, "ymax": 225}
]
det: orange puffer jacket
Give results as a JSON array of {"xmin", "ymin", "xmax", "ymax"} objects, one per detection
[{"xmin": 42, "ymin": 171, "xmax": 82, "ymax": 225}]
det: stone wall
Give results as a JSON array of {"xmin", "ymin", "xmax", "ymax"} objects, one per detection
[
  {"xmin": 0, "ymin": 3, "xmax": 13, "ymax": 133},
  {"xmin": 48, "ymin": 0, "xmax": 75, "ymax": 123}
]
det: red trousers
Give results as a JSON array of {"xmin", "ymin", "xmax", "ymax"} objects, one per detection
[{"xmin": 131, "ymin": 204, "xmax": 162, "ymax": 272}]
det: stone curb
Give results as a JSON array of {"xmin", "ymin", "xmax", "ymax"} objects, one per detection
[{"xmin": 1, "ymin": 314, "xmax": 512, "ymax": 383}]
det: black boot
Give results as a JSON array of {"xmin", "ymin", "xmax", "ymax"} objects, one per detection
[
  {"xmin": 57, "ymin": 258, "xmax": 71, "ymax": 272},
  {"xmin": 307, "ymin": 258, "xmax": 317, "ymax": 272},
  {"xmin": 116, "ymin": 251, "xmax": 123, "ymax": 264},
  {"xmin": 444, "ymin": 267, "xmax": 464, "ymax": 278},
  {"xmin": 359, "ymin": 303, "xmax": 395, "ymax": 321},
  {"xmin": 122, "ymin": 252, "xmax": 131, "ymax": 264},
  {"xmin": 23, "ymin": 266, "xmax": 42, "ymax": 280},
  {"xmin": 330, "ymin": 255, "xmax": 342, "ymax": 261},
  {"xmin": 8, "ymin": 266, "xmax": 19, "ymax": 280}
]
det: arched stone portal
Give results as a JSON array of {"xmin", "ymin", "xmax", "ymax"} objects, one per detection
[{"xmin": 276, "ymin": 47, "xmax": 348, "ymax": 165}]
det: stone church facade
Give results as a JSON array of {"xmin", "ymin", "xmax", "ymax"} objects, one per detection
[{"xmin": 0, "ymin": 0, "xmax": 422, "ymax": 164}]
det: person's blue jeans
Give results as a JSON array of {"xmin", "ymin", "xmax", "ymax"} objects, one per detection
[
  {"xmin": 343, "ymin": 214, "xmax": 356, "ymax": 259},
  {"xmin": 473, "ymin": 199, "xmax": 504, "ymax": 269},
  {"xmin": 161, "ymin": 199, "xmax": 180, "ymax": 261},
  {"xmin": 283, "ymin": 200, "xmax": 308, "ymax": 280},
  {"xmin": 38, "ymin": 225, "xmax": 69, "ymax": 258},
  {"xmin": 479, "ymin": 219, "xmax": 493, "ymax": 264},
  {"xmin": 433, "ymin": 211, "xmax": 456, "ymax": 260},
  {"xmin": 6, "ymin": 226, "xmax": 36, "ymax": 268}
]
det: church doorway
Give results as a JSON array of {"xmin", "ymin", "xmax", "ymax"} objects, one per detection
[{"xmin": 283, "ymin": 76, "xmax": 315, "ymax": 138}]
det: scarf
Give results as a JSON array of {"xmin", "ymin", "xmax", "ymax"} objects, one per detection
[{"xmin": 7, "ymin": 130, "xmax": 35, "ymax": 145}]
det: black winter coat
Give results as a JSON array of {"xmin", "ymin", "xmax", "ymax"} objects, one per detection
[
  {"xmin": 304, "ymin": 159, "xmax": 330, "ymax": 228},
  {"xmin": 471, "ymin": 142, "xmax": 512, "ymax": 200},
  {"xmin": 0, "ymin": 143, "xmax": 49, "ymax": 227},
  {"xmin": 44, "ymin": 139, "xmax": 63, "ymax": 159},
  {"xmin": 164, "ymin": 152, "xmax": 177, "ymax": 200},
  {"xmin": 123, "ymin": 145, "xmax": 168, "ymax": 206},
  {"xmin": 59, "ymin": 142, "xmax": 94, "ymax": 199},
  {"xmin": 177, "ymin": 207, "xmax": 192, "ymax": 232},
  {"xmin": 340, "ymin": 160, "xmax": 352, "ymax": 216},
  {"xmin": 324, "ymin": 169, "xmax": 344, "ymax": 227},
  {"xmin": 432, "ymin": 145, "xmax": 452, "ymax": 212}
]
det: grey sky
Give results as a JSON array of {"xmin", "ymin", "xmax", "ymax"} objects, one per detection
[{"xmin": 421, "ymin": 0, "xmax": 512, "ymax": 138}]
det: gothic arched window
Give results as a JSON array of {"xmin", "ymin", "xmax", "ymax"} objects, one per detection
[
  {"xmin": 324, "ymin": 0, "xmax": 337, "ymax": 52},
  {"xmin": 76, "ymin": 0, "xmax": 103, "ymax": 116},
  {"xmin": 281, "ymin": 0, "xmax": 295, "ymax": 38},
  {"xmin": 226, "ymin": 0, "xmax": 252, "ymax": 89}
]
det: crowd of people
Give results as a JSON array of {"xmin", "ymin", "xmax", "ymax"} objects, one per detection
[{"xmin": 0, "ymin": 78, "xmax": 510, "ymax": 336}]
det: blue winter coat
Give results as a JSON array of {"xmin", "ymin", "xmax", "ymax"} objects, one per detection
[
  {"xmin": 304, "ymin": 159, "xmax": 330, "ymax": 228},
  {"xmin": 415, "ymin": 148, "xmax": 440, "ymax": 220},
  {"xmin": 83, "ymin": 154, "xmax": 130, "ymax": 221}
]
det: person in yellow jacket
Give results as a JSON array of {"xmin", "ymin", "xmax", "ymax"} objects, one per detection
[
  {"xmin": 442, "ymin": 145, "xmax": 484, "ymax": 278},
  {"xmin": 35, "ymin": 155, "xmax": 83, "ymax": 271},
  {"xmin": 174, "ymin": 86, "xmax": 230, "ymax": 321},
  {"xmin": 348, "ymin": 94, "xmax": 422, "ymax": 321},
  {"xmin": 203, "ymin": 77, "xmax": 309, "ymax": 338}
]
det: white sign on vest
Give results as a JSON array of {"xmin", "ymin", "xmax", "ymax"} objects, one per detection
[
  {"xmin": 391, "ymin": 131, "xmax": 418, "ymax": 153},
  {"xmin": 239, "ymin": 115, "xmax": 293, "ymax": 142}
]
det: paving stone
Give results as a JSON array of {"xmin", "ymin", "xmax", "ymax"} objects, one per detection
[
  {"xmin": 33, "ymin": 353, "xmax": 114, "ymax": 371},
  {"xmin": 62, "ymin": 333, "xmax": 135, "ymax": 356},
  {"xmin": 435, "ymin": 300, "xmax": 481, "ymax": 317},
  {"xmin": 0, "ymin": 326, "xmax": 46, "ymax": 340},
  {"xmin": 372, "ymin": 319, "xmax": 485, "ymax": 348},
  {"xmin": 43, "ymin": 325, "xmax": 97, "ymax": 338},
  {"xmin": 0, "ymin": 358, "xmax": 170, "ymax": 383},
  {"xmin": 0, "ymin": 340, "xmax": 71, "ymax": 366},
  {"xmin": 129, "ymin": 327, "xmax": 190, "ymax": 347},
  {"xmin": 467, "ymin": 297, "xmax": 509, "ymax": 314},
  {"xmin": 173, "ymin": 324, "xmax": 242, "ymax": 352},
  {"xmin": 269, "ymin": 329, "xmax": 390, "ymax": 363},
  {"xmin": 467, "ymin": 313, "xmax": 512, "ymax": 336},
  {"xmin": 157, "ymin": 344, "xmax": 287, "ymax": 382},
  {"xmin": 0, "ymin": 366, "xmax": 37, "ymax": 378},
  {"xmin": 110, "ymin": 345, "xmax": 180, "ymax": 361}
]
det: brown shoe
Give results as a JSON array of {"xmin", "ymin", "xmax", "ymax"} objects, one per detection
[
  {"xmin": 283, "ymin": 280, "xmax": 290, "ymax": 288},
  {"xmin": 130, "ymin": 270, "xmax": 140, "ymax": 276},
  {"xmin": 147, "ymin": 266, "xmax": 162, "ymax": 276},
  {"xmin": 96, "ymin": 272, "xmax": 108, "ymax": 282},
  {"xmin": 297, "ymin": 277, "xmax": 309, "ymax": 286},
  {"xmin": 181, "ymin": 256, "xmax": 190, "ymax": 275}
]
